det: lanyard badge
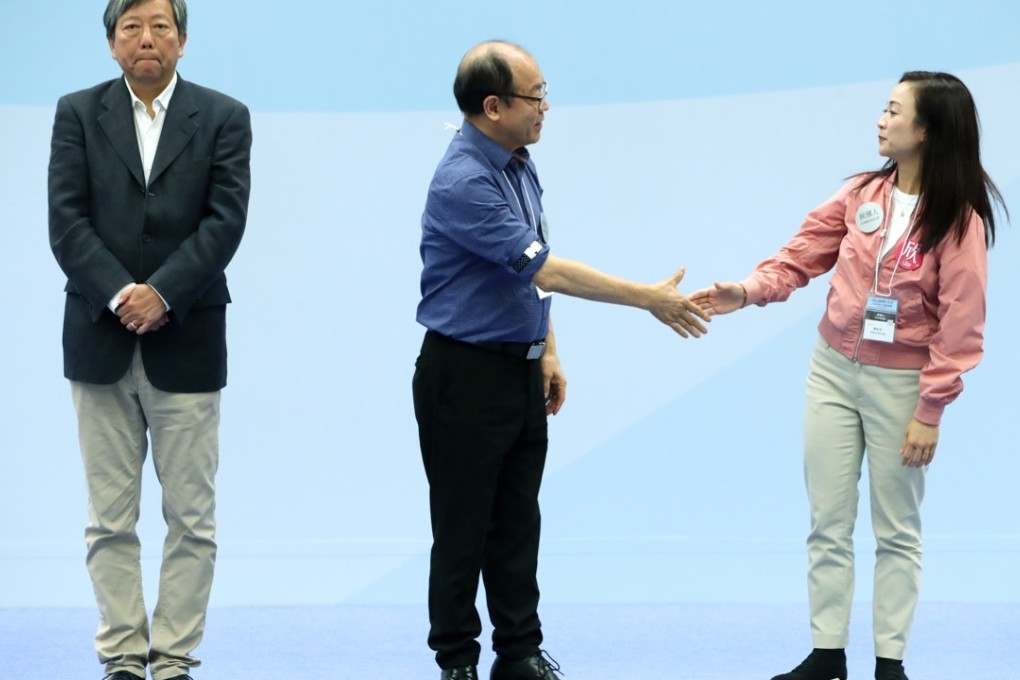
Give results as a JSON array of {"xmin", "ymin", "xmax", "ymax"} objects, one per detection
[
  {"xmin": 863, "ymin": 295, "xmax": 898, "ymax": 343},
  {"xmin": 862, "ymin": 186, "xmax": 920, "ymax": 344}
]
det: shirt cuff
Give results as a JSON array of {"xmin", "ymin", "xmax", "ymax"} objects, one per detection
[
  {"xmin": 149, "ymin": 284, "xmax": 171, "ymax": 312},
  {"xmin": 913, "ymin": 399, "xmax": 944, "ymax": 427},
  {"xmin": 107, "ymin": 283, "xmax": 171, "ymax": 313},
  {"xmin": 738, "ymin": 277, "xmax": 760, "ymax": 307},
  {"xmin": 108, "ymin": 283, "xmax": 135, "ymax": 313}
]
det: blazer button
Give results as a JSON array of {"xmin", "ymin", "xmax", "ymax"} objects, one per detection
[{"xmin": 141, "ymin": 234, "xmax": 154, "ymax": 244}]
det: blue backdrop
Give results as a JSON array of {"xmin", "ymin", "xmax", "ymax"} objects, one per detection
[{"xmin": 1, "ymin": 0, "xmax": 1017, "ymax": 608}]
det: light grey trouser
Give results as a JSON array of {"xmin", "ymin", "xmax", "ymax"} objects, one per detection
[
  {"xmin": 803, "ymin": 338, "xmax": 925, "ymax": 660},
  {"xmin": 71, "ymin": 346, "xmax": 220, "ymax": 680}
]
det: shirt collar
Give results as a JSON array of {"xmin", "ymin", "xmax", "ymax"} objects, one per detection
[
  {"xmin": 125, "ymin": 72, "xmax": 179, "ymax": 113},
  {"xmin": 460, "ymin": 119, "xmax": 529, "ymax": 172},
  {"xmin": 512, "ymin": 147, "xmax": 531, "ymax": 167}
]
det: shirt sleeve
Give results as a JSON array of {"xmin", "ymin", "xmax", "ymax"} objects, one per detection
[
  {"xmin": 913, "ymin": 215, "xmax": 988, "ymax": 425},
  {"xmin": 741, "ymin": 183, "xmax": 851, "ymax": 305},
  {"xmin": 427, "ymin": 170, "xmax": 549, "ymax": 276},
  {"xmin": 49, "ymin": 94, "xmax": 135, "ymax": 317}
]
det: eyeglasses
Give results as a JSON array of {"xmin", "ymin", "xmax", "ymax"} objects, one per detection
[{"xmin": 500, "ymin": 82, "xmax": 548, "ymax": 107}]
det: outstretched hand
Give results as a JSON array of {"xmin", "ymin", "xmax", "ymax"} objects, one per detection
[
  {"xmin": 688, "ymin": 281, "xmax": 746, "ymax": 316},
  {"xmin": 648, "ymin": 267, "xmax": 711, "ymax": 338}
]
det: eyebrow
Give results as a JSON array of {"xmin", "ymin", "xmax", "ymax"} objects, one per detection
[{"xmin": 120, "ymin": 12, "xmax": 173, "ymax": 23}]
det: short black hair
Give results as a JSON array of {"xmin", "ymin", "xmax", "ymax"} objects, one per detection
[{"xmin": 453, "ymin": 41, "xmax": 523, "ymax": 116}]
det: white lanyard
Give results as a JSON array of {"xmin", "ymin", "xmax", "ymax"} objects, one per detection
[
  {"xmin": 871, "ymin": 187, "xmax": 918, "ymax": 297},
  {"xmin": 502, "ymin": 168, "xmax": 538, "ymax": 235}
]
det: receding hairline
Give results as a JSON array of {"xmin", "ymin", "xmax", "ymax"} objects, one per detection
[{"xmin": 457, "ymin": 40, "xmax": 532, "ymax": 76}]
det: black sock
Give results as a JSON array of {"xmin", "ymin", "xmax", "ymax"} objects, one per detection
[{"xmin": 876, "ymin": 657, "xmax": 904, "ymax": 668}]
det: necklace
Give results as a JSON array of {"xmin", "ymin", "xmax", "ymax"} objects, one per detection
[{"xmin": 893, "ymin": 187, "xmax": 918, "ymax": 218}]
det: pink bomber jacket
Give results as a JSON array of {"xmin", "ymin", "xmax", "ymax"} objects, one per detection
[{"xmin": 740, "ymin": 174, "xmax": 988, "ymax": 426}]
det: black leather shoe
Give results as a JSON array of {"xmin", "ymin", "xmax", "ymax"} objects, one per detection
[
  {"xmin": 167, "ymin": 676, "xmax": 194, "ymax": 680},
  {"xmin": 875, "ymin": 657, "xmax": 910, "ymax": 680},
  {"xmin": 771, "ymin": 649, "xmax": 848, "ymax": 680},
  {"xmin": 441, "ymin": 666, "xmax": 479, "ymax": 680},
  {"xmin": 105, "ymin": 672, "xmax": 145, "ymax": 680},
  {"xmin": 490, "ymin": 650, "xmax": 562, "ymax": 679}
]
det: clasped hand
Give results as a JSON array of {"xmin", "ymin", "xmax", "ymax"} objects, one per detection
[{"xmin": 116, "ymin": 284, "xmax": 169, "ymax": 335}]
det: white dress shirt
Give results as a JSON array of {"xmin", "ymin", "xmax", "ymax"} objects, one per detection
[{"xmin": 108, "ymin": 74, "xmax": 178, "ymax": 313}]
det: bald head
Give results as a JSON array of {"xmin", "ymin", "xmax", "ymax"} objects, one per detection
[{"xmin": 453, "ymin": 40, "xmax": 532, "ymax": 116}]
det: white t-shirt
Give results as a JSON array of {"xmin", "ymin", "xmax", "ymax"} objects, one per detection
[{"xmin": 882, "ymin": 186, "xmax": 920, "ymax": 257}]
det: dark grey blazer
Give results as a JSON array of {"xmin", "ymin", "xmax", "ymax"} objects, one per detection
[{"xmin": 48, "ymin": 76, "xmax": 252, "ymax": 392}]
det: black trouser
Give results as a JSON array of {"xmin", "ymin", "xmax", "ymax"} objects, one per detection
[{"xmin": 413, "ymin": 331, "xmax": 547, "ymax": 668}]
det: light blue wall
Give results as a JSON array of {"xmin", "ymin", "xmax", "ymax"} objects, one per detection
[{"xmin": 1, "ymin": 1, "xmax": 1018, "ymax": 608}]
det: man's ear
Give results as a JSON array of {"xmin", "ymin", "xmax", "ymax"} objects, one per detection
[{"xmin": 482, "ymin": 94, "xmax": 502, "ymax": 121}]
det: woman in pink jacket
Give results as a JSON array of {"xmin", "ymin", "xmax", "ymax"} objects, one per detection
[{"xmin": 691, "ymin": 71, "xmax": 1006, "ymax": 680}]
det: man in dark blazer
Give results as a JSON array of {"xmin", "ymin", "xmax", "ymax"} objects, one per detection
[{"xmin": 47, "ymin": 2, "xmax": 251, "ymax": 679}]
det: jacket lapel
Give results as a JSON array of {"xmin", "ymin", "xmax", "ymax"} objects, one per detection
[
  {"xmin": 149, "ymin": 79, "xmax": 199, "ymax": 187},
  {"xmin": 98, "ymin": 80, "xmax": 146, "ymax": 189}
]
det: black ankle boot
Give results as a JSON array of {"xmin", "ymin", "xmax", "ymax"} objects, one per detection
[
  {"xmin": 771, "ymin": 648, "xmax": 848, "ymax": 680},
  {"xmin": 875, "ymin": 656, "xmax": 909, "ymax": 680}
]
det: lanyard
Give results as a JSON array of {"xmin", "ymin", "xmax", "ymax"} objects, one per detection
[
  {"xmin": 871, "ymin": 186, "xmax": 918, "ymax": 297},
  {"xmin": 502, "ymin": 168, "xmax": 538, "ymax": 235}
]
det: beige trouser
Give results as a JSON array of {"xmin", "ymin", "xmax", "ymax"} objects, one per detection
[
  {"xmin": 803, "ymin": 338, "xmax": 925, "ymax": 660},
  {"xmin": 71, "ymin": 346, "xmax": 220, "ymax": 680}
]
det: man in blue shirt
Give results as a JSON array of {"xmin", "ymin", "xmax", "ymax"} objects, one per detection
[{"xmin": 413, "ymin": 40, "xmax": 709, "ymax": 680}]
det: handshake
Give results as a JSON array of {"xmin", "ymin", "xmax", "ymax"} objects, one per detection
[{"xmin": 639, "ymin": 267, "xmax": 748, "ymax": 339}]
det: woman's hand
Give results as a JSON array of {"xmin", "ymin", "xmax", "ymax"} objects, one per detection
[
  {"xmin": 687, "ymin": 282, "xmax": 747, "ymax": 316},
  {"xmin": 900, "ymin": 418, "xmax": 939, "ymax": 468}
]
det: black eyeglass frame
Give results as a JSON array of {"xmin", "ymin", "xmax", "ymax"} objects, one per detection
[{"xmin": 498, "ymin": 82, "xmax": 549, "ymax": 106}]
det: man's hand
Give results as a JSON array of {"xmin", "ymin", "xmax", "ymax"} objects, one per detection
[
  {"xmin": 541, "ymin": 349, "xmax": 567, "ymax": 415},
  {"xmin": 117, "ymin": 284, "xmax": 169, "ymax": 334},
  {"xmin": 648, "ymin": 267, "xmax": 711, "ymax": 338}
]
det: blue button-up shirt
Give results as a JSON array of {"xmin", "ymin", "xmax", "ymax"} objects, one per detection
[{"xmin": 416, "ymin": 120, "xmax": 551, "ymax": 343}]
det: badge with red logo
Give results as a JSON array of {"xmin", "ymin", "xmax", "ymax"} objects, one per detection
[{"xmin": 895, "ymin": 239, "xmax": 924, "ymax": 271}]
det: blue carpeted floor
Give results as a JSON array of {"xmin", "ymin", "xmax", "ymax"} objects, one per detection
[{"xmin": 1, "ymin": 602, "xmax": 1016, "ymax": 679}]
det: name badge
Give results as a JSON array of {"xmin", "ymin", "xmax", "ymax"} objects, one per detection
[
  {"xmin": 863, "ymin": 295, "xmax": 898, "ymax": 343},
  {"xmin": 855, "ymin": 202, "xmax": 883, "ymax": 233}
]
